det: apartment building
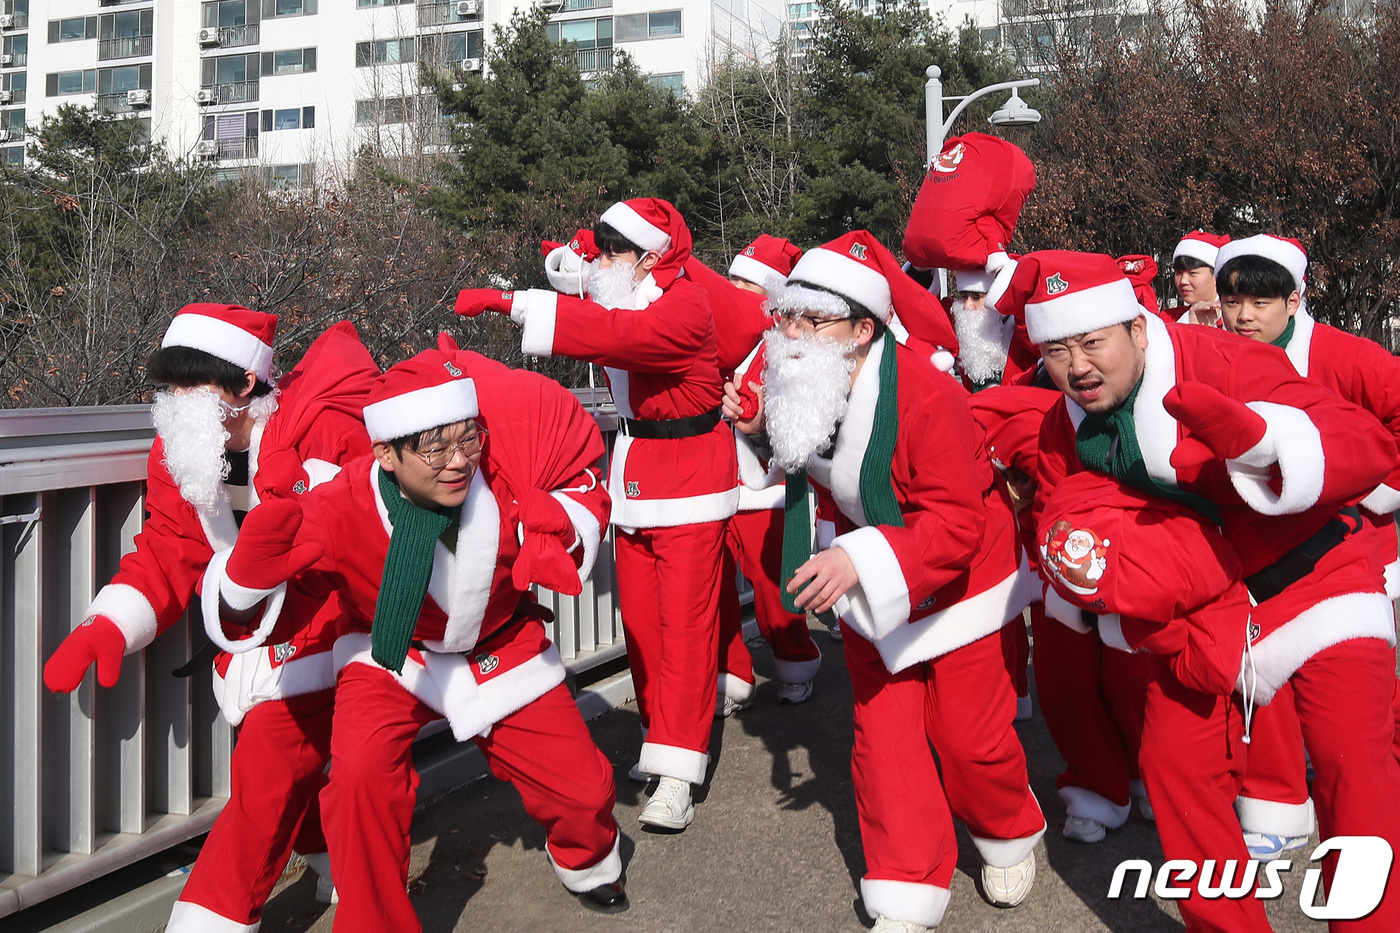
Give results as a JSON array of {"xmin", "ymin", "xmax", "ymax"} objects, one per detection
[{"xmin": 0, "ymin": 0, "xmax": 787, "ymax": 177}]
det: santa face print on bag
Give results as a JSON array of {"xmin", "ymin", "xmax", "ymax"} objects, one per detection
[{"xmin": 1041, "ymin": 520, "xmax": 1111, "ymax": 597}]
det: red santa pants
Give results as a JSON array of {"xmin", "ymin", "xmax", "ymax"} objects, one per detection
[
  {"xmin": 616, "ymin": 520, "xmax": 726, "ymax": 783},
  {"xmin": 321, "ymin": 664, "xmax": 620, "ymax": 933},
  {"xmin": 717, "ymin": 508, "xmax": 821, "ymax": 692},
  {"xmin": 1030, "ymin": 604, "xmax": 1149, "ymax": 821},
  {"xmin": 173, "ymin": 689, "xmax": 333, "ymax": 929},
  {"xmin": 1235, "ymin": 682, "xmax": 1313, "ymax": 838},
  {"xmin": 844, "ymin": 625, "xmax": 1045, "ymax": 924},
  {"xmin": 1138, "ymin": 660, "xmax": 1269, "ymax": 933}
]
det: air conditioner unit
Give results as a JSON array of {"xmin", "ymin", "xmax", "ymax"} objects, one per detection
[
  {"xmin": 198, "ymin": 27, "xmax": 221, "ymax": 46},
  {"xmin": 0, "ymin": 90, "xmax": 10, "ymax": 103},
  {"xmin": 0, "ymin": 55, "xmax": 13, "ymax": 66},
  {"xmin": 0, "ymin": 15, "xmax": 14, "ymax": 29},
  {"xmin": 461, "ymin": 57, "xmax": 483, "ymax": 72},
  {"xmin": 0, "ymin": 128, "xmax": 12, "ymax": 143},
  {"xmin": 196, "ymin": 88, "xmax": 217, "ymax": 104},
  {"xmin": 455, "ymin": 0, "xmax": 480, "ymax": 15},
  {"xmin": 194, "ymin": 139, "xmax": 219, "ymax": 158},
  {"xmin": 126, "ymin": 89, "xmax": 151, "ymax": 107}
]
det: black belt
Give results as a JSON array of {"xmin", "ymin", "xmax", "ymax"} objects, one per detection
[
  {"xmin": 618, "ymin": 406, "xmax": 722, "ymax": 440},
  {"xmin": 1245, "ymin": 506, "xmax": 1364, "ymax": 604}
]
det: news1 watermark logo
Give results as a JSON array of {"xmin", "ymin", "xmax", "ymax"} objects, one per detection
[{"xmin": 1108, "ymin": 837, "xmax": 1393, "ymax": 920}]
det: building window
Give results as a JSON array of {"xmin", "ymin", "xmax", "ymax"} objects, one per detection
[
  {"xmin": 356, "ymin": 0, "xmax": 411, "ymax": 7},
  {"xmin": 614, "ymin": 11, "xmax": 680, "ymax": 42},
  {"xmin": 203, "ymin": 0, "xmax": 259, "ymax": 46},
  {"xmin": 261, "ymin": 48, "xmax": 316, "ymax": 75},
  {"xmin": 99, "ymin": 10, "xmax": 155, "ymax": 61},
  {"xmin": 47, "ymin": 70, "xmax": 97, "ymax": 96},
  {"xmin": 48, "ymin": 16, "xmax": 98, "ymax": 43},
  {"xmin": 202, "ymin": 110, "xmax": 259, "ymax": 159},
  {"xmin": 1, "ymin": 107, "xmax": 22, "ymax": 134},
  {"xmin": 3, "ymin": 1, "xmax": 29, "ymax": 30},
  {"xmin": 202, "ymin": 54, "xmax": 260, "ymax": 102},
  {"xmin": 787, "ymin": 1, "xmax": 816, "ymax": 17},
  {"xmin": 419, "ymin": 30, "xmax": 482, "ymax": 64},
  {"xmin": 3, "ymin": 71, "xmax": 27, "ymax": 104},
  {"xmin": 356, "ymin": 97, "xmax": 427, "ymax": 125},
  {"xmin": 2, "ymin": 34, "xmax": 27, "ymax": 67},
  {"xmin": 355, "ymin": 38, "xmax": 415, "ymax": 66},
  {"xmin": 97, "ymin": 63, "xmax": 150, "ymax": 111},
  {"xmin": 261, "ymin": 105, "xmax": 314, "ymax": 130},
  {"xmin": 262, "ymin": 0, "xmax": 317, "ymax": 17},
  {"xmin": 2, "ymin": 145, "xmax": 22, "ymax": 165},
  {"xmin": 547, "ymin": 16, "xmax": 613, "ymax": 69},
  {"xmin": 266, "ymin": 164, "xmax": 311, "ymax": 188},
  {"xmin": 648, "ymin": 72, "xmax": 683, "ymax": 95},
  {"xmin": 562, "ymin": 0, "xmax": 611, "ymax": 10}
]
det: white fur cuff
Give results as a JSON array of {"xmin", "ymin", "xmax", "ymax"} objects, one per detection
[
  {"xmin": 1361, "ymin": 483, "xmax": 1400, "ymax": 516},
  {"xmin": 832, "ymin": 527, "xmax": 910, "ymax": 641},
  {"xmin": 1227, "ymin": 402, "xmax": 1323, "ymax": 516},
  {"xmin": 1234, "ymin": 795, "xmax": 1315, "ymax": 838},
  {"xmin": 201, "ymin": 548, "xmax": 287, "ymax": 655},
  {"xmin": 1043, "ymin": 585, "xmax": 1093, "ymax": 634},
  {"xmin": 638, "ymin": 741, "xmax": 709, "ymax": 785},
  {"xmin": 549, "ymin": 832, "xmax": 622, "ymax": 892},
  {"xmin": 860, "ymin": 878, "xmax": 951, "ymax": 929},
  {"xmin": 519, "ymin": 289, "xmax": 559, "ymax": 356},
  {"xmin": 88, "ymin": 583, "xmax": 159, "ymax": 653},
  {"xmin": 970, "ymin": 822, "xmax": 1047, "ymax": 868},
  {"xmin": 1060, "ymin": 785, "xmax": 1132, "ymax": 829}
]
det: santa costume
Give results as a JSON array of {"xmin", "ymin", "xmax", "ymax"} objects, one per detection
[
  {"xmin": 43, "ymin": 306, "xmax": 379, "ymax": 933},
  {"xmin": 750, "ymin": 231, "xmax": 1045, "ymax": 929},
  {"xmin": 458, "ymin": 198, "xmax": 737, "ymax": 827},
  {"xmin": 1039, "ymin": 470, "xmax": 1266, "ymax": 933},
  {"xmin": 1025, "ymin": 250, "xmax": 1400, "ymax": 932},
  {"xmin": 1215, "ymin": 234, "xmax": 1400, "ymax": 861},
  {"xmin": 1169, "ymin": 230, "xmax": 1231, "ymax": 326},
  {"xmin": 202, "ymin": 344, "xmax": 622, "ymax": 932}
]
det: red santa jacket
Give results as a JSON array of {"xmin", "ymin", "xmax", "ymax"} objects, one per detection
[
  {"xmin": 513, "ymin": 275, "xmax": 738, "ymax": 530},
  {"xmin": 90, "ymin": 322, "xmax": 377, "ymax": 724},
  {"xmin": 801, "ymin": 335, "xmax": 1036, "ymax": 673},
  {"xmin": 207, "ymin": 359, "xmax": 611, "ymax": 741},
  {"xmin": 1034, "ymin": 313, "xmax": 1397, "ymax": 702}
]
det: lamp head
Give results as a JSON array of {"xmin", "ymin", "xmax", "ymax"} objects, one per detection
[{"xmin": 989, "ymin": 91, "xmax": 1042, "ymax": 127}]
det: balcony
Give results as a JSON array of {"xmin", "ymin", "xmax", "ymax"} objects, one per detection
[
  {"xmin": 1, "ymin": 12, "xmax": 27, "ymax": 28},
  {"xmin": 573, "ymin": 46, "xmax": 612, "ymax": 73},
  {"xmin": 97, "ymin": 91, "xmax": 135, "ymax": 113},
  {"xmin": 562, "ymin": 0, "xmax": 611, "ymax": 9},
  {"xmin": 98, "ymin": 35, "xmax": 153, "ymax": 60},
  {"xmin": 417, "ymin": 1, "xmax": 469, "ymax": 26},
  {"xmin": 214, "ymin": 134, "xmax": 259, "ymax": 160},
  {"xmin": 1, "ymin": 87, "xmax": 24, "ymax": 104},
  {"xmin": 203, "ymin": 79, "xmax": 259, "ymax": 103},
  {"xmin": 211, "ymin": 23, "xmax": 259, "ymax": 48}
]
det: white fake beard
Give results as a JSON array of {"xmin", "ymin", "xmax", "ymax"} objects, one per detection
[
  {"xmin": 951, "ymin": 300, "xmax": 1015, "ymax": 385},
  {"xmin": 586, "ymin": 259, "xmax": 641, "ymax": 310},
  {"xmin": 152, "ymin": 388, "xmax": 231, "ymax": 512},
  {"xmin": 763, "ymin": 328, "xmax": 857, "ymax": 473}
]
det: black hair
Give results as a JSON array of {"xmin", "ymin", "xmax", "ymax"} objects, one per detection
[
  {"xmin": 387, "ymin": 420, "xmax": 478, "ymax": 456},
  {"xmin": 593, "ymin": 221, "xmax": 644, "ymax": 258},
  {"xmin": 147, "ymin": 345, "xmax": 272, "ymax": 397},
  {"xmin": 1215, "ymin": 255, "xmax": 1297, "ymax": 301},
  {"xmin": 1172, "ymin": 254, "xmax": 1213, "ymax": 273}
]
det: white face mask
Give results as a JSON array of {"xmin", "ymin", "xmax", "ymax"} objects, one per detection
[
  {"xmin": 152, "ymin": 387, "xmax": 232, "ymax": 511},
  {"xmin": 761, "ymin": 327, "xmax": 858, "ymax": 472}
]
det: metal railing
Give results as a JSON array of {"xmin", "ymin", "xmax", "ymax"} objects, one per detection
[
  {"xmin": 573, "ymin": 46, "xmax": 612, "ymax": 73},
  {"xmin": 96, "ymin": 91, "xmax": 133, "ymax": 113},
  {"xmin": 98, "ymin": 35, "xmax": 153, "ymax": 61},
  {"xmin": 204, "ymin": 79, "xmax": 259, "ymax": 104},
  {"xmin": 215, "ymin": 24, "xmax": 259, "ymax": 48},
  {"xmin": 0, "ymin": 393, "xmax": 634, "ymax": 920}
]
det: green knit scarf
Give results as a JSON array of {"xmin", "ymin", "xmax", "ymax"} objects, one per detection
[
  {"xmin": 1271, "ymin": 315, "xmax": 1296, "ymax": 349},
  {"xmin": 780, "ymin": 337, "xmax": 904, "ymax": 613},
  {"xmin": 372, "ymin": 467, "xmax": 461, "ymax": 673},
  {"xmin": 1075, "ymin": 381, "xmax": 1220, "ymax": 525}
]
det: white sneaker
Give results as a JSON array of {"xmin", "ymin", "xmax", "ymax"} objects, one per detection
[
  {"xmin": 627, "ymin": 761, "xmax": 651, "ymax": 783},
  {"xmin": 638, "ymin": 776, "xmax": 694, "ymax": 831},
  {"xmin": 715, "ymin": 693, "xmax": 754, "ymax": 717},
  {"xmin": 1136, "ymin": 793, "xmax": 1155, "ymax": 822},
  {"xmin": 777, "ymin": 680, "xmax": 814, "ymax": 705},
  {"xmin": 1062, "ymin": 816, "xmax": 1107, "ymax": 843},
  {"xmin": 301, "ymin": 851, "xmax": 339, "ymax": 905},
  {"xmin": 1015, "ymin": 695, "xmax": 1032, "ymax": 722},
  {"xmin": 981, "ymin": 852, "xmax": 1035, "ymax": 907},
  {"xmin": 1244, "ymin": 831, "xmax": 1311, "ymax": 861},
  {"xmin": 871, "ymin": 915, "xmax": 931, "ymax": 933}
]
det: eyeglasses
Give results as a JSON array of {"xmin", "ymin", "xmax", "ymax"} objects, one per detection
[
  {"xmin": 775, "ymin": 310, "xmax": 853, "ymax": 333},
  {"xmin": 409, "ymin": 428, "xmax": 487, "ymax": 470}
]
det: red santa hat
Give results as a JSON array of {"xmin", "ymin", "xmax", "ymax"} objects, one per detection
[
  {"xmin": 729, "ymin": 234, "xmax": 802, "ymax": 289},
  {"xmin": 598, "ymin": 197, "xmax": 693, "ymax": 288},
  {"xmin": 1115, "ymin": 254, "xmax": 1161, "ymax": 314},
  {"xmin": 363, "ymin": 348, "xmax": 479, "ymax": 443},
  {"xmin": 1215, "ymin": 234, "xmax": 1308, "ymax": 296},
  {"xmin": 1172, "ymin": 230, "xmax": 1231, "ymax": 268},
  {"xmin": 161, "ymin": 303, "xmax": 277, "ymax": 383},
  {"xmin": 990, "ymin": 250, "xmax": 1141, "ymax": 345}
]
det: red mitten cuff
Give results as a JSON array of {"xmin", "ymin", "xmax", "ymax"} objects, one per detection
[
  {"xmin": 516, "ymin": 488, "xmax": 574, "ymax": 541},
  {"xmin": 512, "ymin": 533, "xmax": 583, "ymax": 596}
]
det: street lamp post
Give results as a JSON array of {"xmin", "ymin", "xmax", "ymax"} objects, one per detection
[{"xmin": 925, "ymin": 65, "xmax": 1042, "ymax": 168}]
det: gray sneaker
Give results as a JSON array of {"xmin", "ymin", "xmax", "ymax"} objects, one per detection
[{"xmin": 777, "ymin": 680, "xmax": 814, "ymax": 704}]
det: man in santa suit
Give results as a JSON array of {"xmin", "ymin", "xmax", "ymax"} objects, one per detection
[
  {"xmin": 456, "ymin": 198, "xmax": 737, "ymax": 831},
  {"xmin": 948, "ymin": 267, "xmax": 1039, "ymax": 393},
  {"xmin": 1039, "ymin": 470, "xmax": 1267, "ymax": 933},
  {"xmin": 725, "ymin": 230, "xmax": 1045, "ymax": 932},
  {"xmin": 1169, "ymin": 230, "xmax": 1231, "ymax": 326},
  {"xmin": 1025, "ymin": 249, "xmax": 1400, "ymax": 931},
  {"xmin": 203, "ymin": 343, "xmax": 625, "ymax": 931},
  {"xmin": 43, "ymin": 305, "xmax": 379, "ymax": 933},
  {"xmin": 1213, "ymin": 234, "xmax": 1400, "ymax": 861}
]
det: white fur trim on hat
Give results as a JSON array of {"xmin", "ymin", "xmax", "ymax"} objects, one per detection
[
  {"xmin": 729, "ymin": 253, "xmax": 786, "ymax": 289},
  {"xmin": 1173, "ymin": 238, "xmax": 1221, "ymax": 268},
  {"xmin": 162, "ymin": 314, "xmax": 274, "ymax": 382},
  {"xmin": 953, "ymin": 269, "xmax": 994, "ymax": 294},
  {"xmin": 600, "ymin": 202, "xmax": 671, "ymax": 254},
  {"xmin": 363, "ymin": 380, "xmax": 479, "ymax": 442},
  {"xmin": 1216, "ymin": 235, "xmax": 1307, "ymax": 295},
  {"xmin": 1026, "ymin": 278, "xmax": 1141, "ymax": 345},
  {"xmin": 789, "ymin": 247, "xmax": 892, "ymax": 321}
]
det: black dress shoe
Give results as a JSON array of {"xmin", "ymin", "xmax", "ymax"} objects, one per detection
[{"xmin": 577, "ymin": 881, "xmax": 630, "ymax": 914}]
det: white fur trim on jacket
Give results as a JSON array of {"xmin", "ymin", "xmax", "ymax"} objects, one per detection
[
  {"xmin": 970, "ymin": 821, "xmax": 1046, "ymax": 868},
  {"xmin": 1361, "ymin": 483, "xmax": 1400, "ymax": 516},
  {"xmin": 1134, "ymin": 313, "xmax": 1183, "ymax": 489},
  {"xmin": 735, "ymin": 429, "xmax": 783, "ymax": 491},
  {"xmin": 866, "ymin": 566, "xmax": 1032, "ymax": 674},
  {"xmin": 302, "ymin": 458, "xmax": 342, "ymax": 489},
  {"xmin": 88, "ymin": 583, "xmax": 159, "ymax": 653},
  {"xmin": 548, "ymin": 832, "xmax": 622, "ymax": 892},
  {"xmin": 606, "ymin": 432, "xmax": 739, "ymax": 531},
  {"xmin": 638, "ymin": 740, "xmax": 709, "ymax": 785},
  {"xmin": 1096, "ymin": 613, "xmax": 1132, "ymax": 653},
  {"xmin": 1245, "ymin": 591, "xmax": 1395, "ymax": 704},
  {"xmin": 196, "ymin": 495, "xmax": 240, "ymax": 554},
  {"xmin": 166, "ymin": 900, "xmax": 259, "ymax": 933},
  {"xmin": 334, "ymin": 633, "xmax": 567, "ymax": 741},
  {"xmin": 832, "ymin": 526, "xmax": 909, "ymax": 641},
  {"xmin": 1386, "ymin": 559, "xmax": 1400, "ymax": 601},
  {"xmin": 1282, "ymin": 307, "xmax": 1315, "ymax": 377},
  {"xmin": 807, "ymin": 335, "xmax": 883, "ymax": 526},
  {"xmin": 552, "ymin": 487, "xmax": 603, "ymax": 587},
  {"xmin": 773, "ymin": 649, "xmax": 822, "ymax": 685},
  {"xmin": 202, "ymin": 547, "xmax": 289, "ymax": 655},
  {"xmin": 518, "ymin": 289, "xmax": 560, "ymax": 357},
  {"xmin": 1042, "ymin": 583, "xmax": 1093, "ymax": 634},
  {"xmin": 211, "ymin": 649, "xmax": 335, "ymax": 727},
  {"xmin": 1225, "ymin": 402, "xmax": 1324, "ymax": 516},
  {"xmin": 1234, "ymin": 794, "xmax": 1315, "ymax": 838},
  {"xmin": 1060, "ymin": 785, "xmax": 1132, "ymax": 829},
  {"xmin": 860, "ymin": 878, "xmax": 951, "ymax": 929}
]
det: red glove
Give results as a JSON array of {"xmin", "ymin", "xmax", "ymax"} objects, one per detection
[
  {"xmin": 454, "ymin": 289, "xmax": 515, "ymax": 319},
  {"xmin": 734, "ymin": 344, "xmax": 766, "ymax": 421},
  {"xmin": 512, "ymin": 490, "xmax": 581, "ymax": 595},
  {"xmin": 1163, "ymin": 382, "xmax": 1268, "ymax": 463},
  {"xmin": 253, "ymin": 446, "xmax": 311, "ymax": 500},
  {"xmin": 44, "ymin": 614, "xmax": 126, "ymax": 692},
  {"xmin": 516, "ymin": 488, "xmax": 573, "ymax": 539},
  {"xmin": 225, "ymin": 499, "xmax": 323, "ymax": 597}
]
